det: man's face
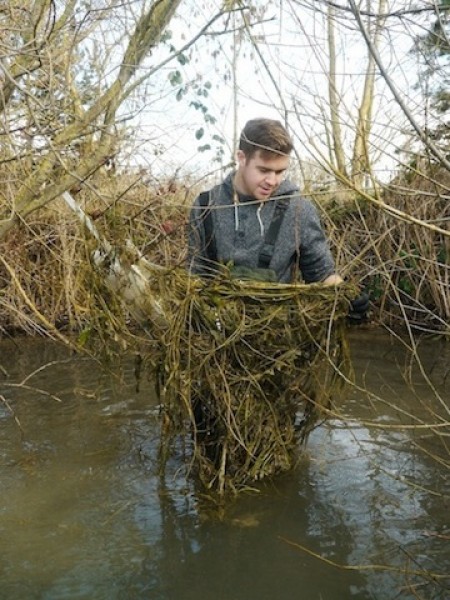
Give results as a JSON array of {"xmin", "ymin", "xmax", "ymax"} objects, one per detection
[{"xmin": 235, "ymin": 150, "xmax": 290, "ymax": 201}]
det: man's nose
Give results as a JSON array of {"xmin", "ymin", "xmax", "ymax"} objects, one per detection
[{"xmin": 265, "ymin": 171, "xmax": 277, "ymax": 185}]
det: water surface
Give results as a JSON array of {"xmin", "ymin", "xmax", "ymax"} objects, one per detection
[{"xmin": 0, "ymin": 331, "xmax": 449, "ymax": 599}]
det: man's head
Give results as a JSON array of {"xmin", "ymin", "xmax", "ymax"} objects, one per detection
[
  {"xmin": 239, "ymin": 118, "xmax": 293, "ymax": 160},
  {"xmin": 234, "ymin": 118, "xmax": 293, "ymax": 201}
]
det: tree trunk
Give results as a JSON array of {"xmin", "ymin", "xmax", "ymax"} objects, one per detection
[
  {"xmin": 351, "ymin": 0, "xmax": 387, "ymax": 189},
  {"xmin": 0, "ymin": 0, "xmax": 183, "ymax": 241},
  {"xmin": 327, "ymin": 3, "xmax": 348, "ymax": 180}
]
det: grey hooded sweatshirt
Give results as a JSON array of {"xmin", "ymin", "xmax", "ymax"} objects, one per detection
[{"xmin": 187, "ymin": 173, "xmax": 336, "ymax": 284}]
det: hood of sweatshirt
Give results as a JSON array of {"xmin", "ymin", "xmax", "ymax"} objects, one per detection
[{"xmin": 222, "ymin": 172, "xmax": 299, "ymax": 203}]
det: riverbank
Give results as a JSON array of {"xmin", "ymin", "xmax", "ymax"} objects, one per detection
[{"xmin": 1, "ymin": 167, "xmax": 449, "ymax": 341}]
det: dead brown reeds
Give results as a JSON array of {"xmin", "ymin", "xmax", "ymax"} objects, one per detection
[
  {"xmin": 321, "ymin": 164, "xmax": 450, "ymax": 335},
  {"xmin": 0, "ymin": 213, "xmax": 89, "ymax": 336}
]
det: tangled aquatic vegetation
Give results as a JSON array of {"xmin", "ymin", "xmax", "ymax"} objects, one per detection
[{"xmin": 141, "ymin": 267, "xmax": 357, "ymax": 496}]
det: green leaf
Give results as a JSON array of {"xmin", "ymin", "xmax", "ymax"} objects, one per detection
[
  {"xmin": 160, "ymin": 30, "xmax": 173, "ymax": 43},
  {"xmin": 77, "ymin": 327, "xmax": 92, "ymax": 347},
  {"xmin": 195, "ymin": 128, "xmax": 204, "ymax": 140},
  {"xmin": 168, "ymin": 70, "xmax": 182, "ymax": 86}
]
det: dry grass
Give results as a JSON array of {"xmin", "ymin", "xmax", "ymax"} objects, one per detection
[{"xmin": 320, "ymin": 165, "xmax": 450, "ymax": 335}]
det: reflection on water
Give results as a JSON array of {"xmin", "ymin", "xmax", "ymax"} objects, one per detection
[{"xmin": 0, "ymin": 332, "xmax": 449, "ymax": 600}]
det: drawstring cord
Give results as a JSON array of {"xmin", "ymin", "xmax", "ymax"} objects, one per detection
[
  {"xmin": 257, "ymin": 204, "xmax": 264, "ymax": 236},
  {"xmin": 233, "ymin": 187, "xmax": 265, "ymax": 236},
  {"xmin": 233, "ymin": 189, "xmax": 239, "ymax": 231}
]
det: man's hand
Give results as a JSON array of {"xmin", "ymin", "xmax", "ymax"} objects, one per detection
[
  {"xmin": 348, "ymin": 291, "xmax": 370, "ymax": 322},
  {"xmin": 322, "ymin": 273, "xmax": 344, "ymax": 285}
]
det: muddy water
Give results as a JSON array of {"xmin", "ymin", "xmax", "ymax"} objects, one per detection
[{"xmin": 0, "ymin": 332, "xmax": 449, "ymax": 600}]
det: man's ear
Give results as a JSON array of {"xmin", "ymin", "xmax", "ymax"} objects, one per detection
[{"xmin": 236, "ymin": 149, "xmax": 246, "ymax": 168}]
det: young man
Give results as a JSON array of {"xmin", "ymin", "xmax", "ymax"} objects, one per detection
[{"xmin": 188, "ymin": 118, "xmax": 343, "ymax": 285}]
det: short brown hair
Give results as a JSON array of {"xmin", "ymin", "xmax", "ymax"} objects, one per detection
[{"xmin": 239, "ymin": 118, "xmax": 293, "ymax": 159}]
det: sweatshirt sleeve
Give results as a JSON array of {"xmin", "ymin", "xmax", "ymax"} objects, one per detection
[
  {"xmin": 298, "ymin": 200, "xmax": 336, "ymax": 283},
  {"xmin": 187, "ymin": 195, "xmax": 219, "ymax": 277},
  {"xmin": 187, "ymin": 195, "xmax": 206, "ymax": 275}
]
